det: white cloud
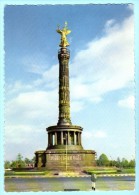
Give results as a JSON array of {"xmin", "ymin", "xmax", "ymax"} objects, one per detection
[
  {"xmin": 83, "ymin": 130, "xmax": 107, "ymax": 139},
  {"xmin": 5, "ymin": 81, "xmax": 33, "ymax": 97},
  {"xmin": 6, "ymin": 90, "xmax": 58, "ymax": 125},
  {"xmin": 94, "ymin": 130, "xmax": 107, "ymax": 138},
  {"xmin": 82, "ymin": 130, "xmax": 108, "ymax": 151},
  {"xmin": 83, "ymin": 131, "xmax": 93, "ymax": 139},
  {"xmin": 29, "ymin": 64, "xmax": 58, "ymax": 89},
  {"xmin": 118, "ymin": 95, "xmax": 135, "ymax": 109},
  {"xmin": 4, "ymin": 123, "xmax": 47, "ymax": 160},
  {"xmin": 71, "ymin": 100, "xmax": 85, "ymax": 112},
  {"xmin": 70, "ymin": 15, "xmax": 134, "ymax": 103},
  {"xmin": 5, "ymin": 90, "xmax": 58, "ymax": 156},
  {"xmin": 27, "ymin": 64, "xmax": 46, "ymax": 75},
  {"xmin": 42, "ymin": 64, "xmax": 58, "ymax": 86},
  {"xmin": 5, "ymin": 124, "xmax": 38, "ymax": 144}
]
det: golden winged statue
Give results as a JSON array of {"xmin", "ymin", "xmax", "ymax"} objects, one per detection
[{"xmin": 56, "ymin": 22, "xmax": 71, "ymax": 47}]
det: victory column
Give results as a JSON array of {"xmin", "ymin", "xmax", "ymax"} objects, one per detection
[
  {"xmin": 57, "ymin": 22, "xmax": 72, "ymax": 125},
  {"xmin": 35, "ymin": 22, "xmax": 96, "ymax": 170}
]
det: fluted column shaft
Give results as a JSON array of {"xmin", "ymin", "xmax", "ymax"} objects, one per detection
[
  {"xmin": 74, "ymin": 132, "xmax": 76, "ymax": 145},
  {"xmin": 57, "ymin": 48, "xmax": 71, "ymax": 126},
  {"xmin": 55, "ymin": 132, "xmax": 57, "ymax": 145},
  {"xmin": 61, "ymin": 131, "xmax": 63, "ymax": 144}
]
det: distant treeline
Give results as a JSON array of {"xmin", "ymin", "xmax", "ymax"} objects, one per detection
[
  {"xmin": 5, "ymin": 153, "xmax": 35, "ymax": 169},
  {"xmin": 97, "ymin": 153, "xmax": 135, "ymax": 168},
  {"xmin": 5, "ymin": 153, "xmax": 135, "ymax": 169}
]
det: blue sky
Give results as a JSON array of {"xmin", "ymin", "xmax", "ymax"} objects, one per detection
[{"xmin": 4, "ymin": 4, "xmax": 135, "ymax": 161}]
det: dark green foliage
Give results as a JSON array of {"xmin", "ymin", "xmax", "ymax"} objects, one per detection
[
  {"xmin": 97, "ymin": 153, "xmax": 109, "ymax": 166},
  {"xmin": 4, "ymin": 161, "xmax": 11, "ymax": 169},
  {"xmin": 24, "ymin": 158, "xmax": 31, "ymax": 164},
  {"xmin": 5, "ymin": 154, "xmax": 36, "ymax": 169},
  {"xmin": 121, "ymin": 158, "xmax": 129, "ymax": 168},
  {"xmin": 10, "ymin": 153, "xmax": 26, "ymax": 168},
  {"xmin": 116, "ymin": 157, "xmax": 121, "ymax": 168},
  {"xmin": 129, "ymin": 159, "xmax": 135, "ymax": 168},
  {"xmin": 97, "ymin": 153, "xmax": 135, "ymax": 169}
]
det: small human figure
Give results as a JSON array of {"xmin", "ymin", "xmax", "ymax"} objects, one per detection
[
  {"xmin": 91, "ymin": 173, "xmax": 97, "ymax": 191},
  {"xmin": 57, "ymin": 22, "xmax": 71, "ymax": 47}
]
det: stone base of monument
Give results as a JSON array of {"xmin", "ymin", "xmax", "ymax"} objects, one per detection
[
  {"xmin": 34, "ymin": 124, "xmax": 96, "ymax": 171},
  {"xmin": 35, "ymin": 149, "xmax": 96, "ymax": 171}
]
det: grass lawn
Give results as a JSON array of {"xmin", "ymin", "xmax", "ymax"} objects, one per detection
[
  {"xmin": 83, "ymin": 167, "xmax": 135, "ymax": 175},
  {"xmin": 5, "ymin": 170, "xmax": 50, "ymax": 176},
  {"xmin": 5, "ymin": 167, "xmax": 135, "ymax": 177}
]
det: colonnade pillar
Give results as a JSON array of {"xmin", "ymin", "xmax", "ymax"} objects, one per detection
[
  {"xmin": 48, "ymin": 131, "xmax": 82, "ymax": 146},
  {"xmin": 50, "ymin": 133, "xmax": 52, "ymax": 145},
  {"xmin": 74, "ymin": 132, "xmax": 76, "ymax": 145},
  {"xmin": 48, "ymin": 133, "xmax": 50, "ymax": 146},
  {"xmin": 61, "ymin": 131, "xmax": 63, "ymax": 145},
  {"xmin": 79, "ymin": 132, "xmax": 81, "ymax": 145},
  {"xmin": 55, "ymin": 132, "xmax": 57, "ymax": 145},
  {"xmin": 67, "ymin": 131, "xmax": 70, "ymax": 145}
]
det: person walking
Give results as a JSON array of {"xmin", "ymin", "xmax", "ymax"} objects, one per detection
[{"xmin": 91, "ymin": 173, "xmax": 97, "ymax": 191}]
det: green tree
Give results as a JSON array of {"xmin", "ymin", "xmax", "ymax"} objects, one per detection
[
  {"xmin": 96, "ymin": 159, "xmax": 100, "ymax": 166},
  {"xmin": 31, "ymin": 156, "xmax": 36, "ymax": 164},
  {"xmin": 129, "ymin": 159, "xmax": 135, "ymax": 168},
  {"xmin": 11, "ymin": 153, "xmax": 26, "ymax": 168},
  {"xmin": 97, "ymin": 153, "xmax": 109, "ymax": 166},
  {"xmin": 4, "ymin": 161, "xmax": 11, "ymax": 169},
  {"xmin": 24, "ymin": 158, "xmax": 31, "ymax": 165},
  {"xmin": 16, "ymin": 153, "xmax": 26, "ymax": 168},
  {"xmin": 16, "ymin": 153, "xmax": 23, "ymax": 161},
  {"xmin": 116, "ymin": 157, "xmax": 121, "ymax": 168},
  {"xmin": 11, "ymin": 160, "xmax": 19, "ymax": 168},
  {"xmin": 109, "ymin": 160, "xmax": 117, "ymax": 167},
  {"xmin": 121, "ymin": 158, "xmax": 129, "ymax": 168}
]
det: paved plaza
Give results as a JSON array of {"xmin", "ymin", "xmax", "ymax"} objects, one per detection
[{"xmin": 5, "ymin": 176, "xmax": 135, "ymax": 192}]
